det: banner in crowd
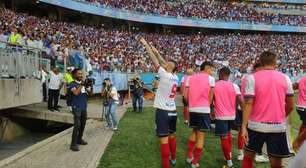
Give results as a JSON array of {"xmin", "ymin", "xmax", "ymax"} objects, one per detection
[{"xmin": 40, "ymin": 0, "xmax": 306, "ymax": 33}]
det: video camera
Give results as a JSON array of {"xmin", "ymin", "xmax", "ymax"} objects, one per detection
[{"xmin": 83, "ymin": 77, "xmax": 95, "ymax": 88}]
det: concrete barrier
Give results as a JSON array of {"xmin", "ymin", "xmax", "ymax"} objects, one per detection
[{"xmin": 0, "ymin": 79, "xmax": 42, "ymax": 110}]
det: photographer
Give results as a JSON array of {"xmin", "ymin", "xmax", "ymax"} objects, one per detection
[
  {"xmin": 69, "ymin": 68, "xmax": 92, "ymax": 152},
  {"xmin": 101, "ymin": 78, "xmax": 119, "ymax": 131},
  {"xmin": 131, "ymin": 76, "xmax": 144, "ymax": 113}
]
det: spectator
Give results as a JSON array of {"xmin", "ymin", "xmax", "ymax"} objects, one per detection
[
  {"xmin": 78, "ymin": 0, "xmax": 305, "ymax": 26},
  {"xmin": 39, "ymin": 65, "xmax": 48, "ymax": 102},
  {"xmin": 0, "ymin": 8, "xmax": 304, "ymax": 75},
  {"xmin": 48, "ymin": 67, "xmax": 63, "ymax": 112},
  {"xmin": 0, "ymin": 27, "xmax": 8, "ymax": 48},
  {"xmin": 8, "ymin": 27, "xmax": 22, "ymax": 45},
  {"xmin": 65, "ymin": 67, "xmax": 75, "ymax": 111}
]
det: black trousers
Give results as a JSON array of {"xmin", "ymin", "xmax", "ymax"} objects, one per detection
[
  {"xmin": 66, "ymin": 84, "xmax": 72, "ymax": 106},
  {"xmin": 71, "ymin": 108, "xmax": 87, "ymax": 146},
  {"xmin": 42, "ymin": 83, "xmax": 47, "ymax": 102},
  {"xmin": 48, "ymin": 89, "xmax": 60, "ymax": 109}
]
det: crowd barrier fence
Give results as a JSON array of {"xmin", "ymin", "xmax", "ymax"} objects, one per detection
[{"xmin": 0, "ymin": 41, "xmax": 51, "ymax": 95}]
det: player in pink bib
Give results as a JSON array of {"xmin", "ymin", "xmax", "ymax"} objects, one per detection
[
  {"xmin": 293, "ymin": 74, "xmax": 306, "ymax": 136},
  {"xmin": 213, "ymin": 67, "xmax": 243, "ymax": 168},
  {"xmin": 241, "ymin": 51, "xmax": 294, "ymax": 168},
  {"xmin": 184, "ymin": 61, "xmax": 215, "ymax": 168},
  {"xmin": 237, "ymin": 63, "xmax": 269, "ymax": 163}
]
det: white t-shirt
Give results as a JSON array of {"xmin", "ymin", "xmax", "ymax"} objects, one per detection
[
  {"xmin": 110, "ymin": 86, "xmax": 119, "ymax": 103},
  {"xmin": 41, "ymin": 70, "xmax": 47, "ymax": 83},
  {"xmin": 153, "ymin": 67, "xmax": 179, "ymax": 111},
  {"xmin": 49, "ymin": 71, "xmax": 63, "ymax": 90}
]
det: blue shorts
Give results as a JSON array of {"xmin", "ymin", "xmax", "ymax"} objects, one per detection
[
  {"xmin": 245, "ymin": 129, "xmax": 293, "ymax": 158},
  {"xmin": 215, "ymin": 120, "xmax": 233, "ymax": 136},
  {"xmin": 297, "ymin": 107, "xmax": 306, "ymax": 127},
  {"xmin": 155, "ymin": 109, "xmax": 177, "ymax": 137},
  {"xmin": 189, "ymin": 113, "xmax": 211, "ymax": 132}
]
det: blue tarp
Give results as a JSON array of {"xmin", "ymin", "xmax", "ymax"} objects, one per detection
[
  {"xmin": 91, "ymin": 71, "xmax": 128, "ymax": 93},
  {"xmin": 90, "ymin": 71, "xmax": 185, "ymax": 93}
]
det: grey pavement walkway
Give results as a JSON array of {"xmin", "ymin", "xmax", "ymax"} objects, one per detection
[
  {"xmin": 1, "ymin": 101, "xmax": 128, "ymax": 168},
  {"xmin": 7, "ymin": 99, "xmax": 106, "ymax": 124}
]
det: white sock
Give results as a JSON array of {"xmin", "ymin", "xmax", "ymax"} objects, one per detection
[{"xmin": 227, "ymin": 160, "xmax": 233, "ymax": 167}]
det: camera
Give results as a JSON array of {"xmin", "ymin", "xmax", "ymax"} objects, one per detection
[{"xmin": 83, "ymin": 78, "xmax": 95, "ymax": 88}]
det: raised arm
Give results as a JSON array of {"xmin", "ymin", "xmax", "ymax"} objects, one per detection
[
  {"xmin": 139, "ymin": 37, "xmax": 160, "ymax": 69},
  {"xmin": 151, "ymin": 45, "xmax": 166, "ymax": 67}
]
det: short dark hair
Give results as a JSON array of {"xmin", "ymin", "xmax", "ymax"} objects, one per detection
[
  {"xmin": 219, "ymin": 66, "xmax": 231, "ymax": 76},
  {"xmin": 169, "ymin": 60, "xmax": 178, "ymax": 73},
  {"xmin": 104, "ymin": 77, "xmax": 110, "ymax": 81},
  {"xmin": 200, "ymin": 61, "xmax": 214, "ymax": 71},
  {"xmin": 253, "ymin": 62, "xmax": 262, "ymax": 70},
  {"xmin": 72, "ymin": 68, "xmax": 81, "ymax": 77},
  {"xmin": 259, "ymin": 51, "xmax": 277, "ymax": 66}
]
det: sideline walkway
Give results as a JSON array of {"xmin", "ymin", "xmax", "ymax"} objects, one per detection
[
  {"xmin": 7, "ymin": 99, "xmax": 104, "ymax": 124},
  {"xmin": 1, "ymin": 101, "xmax": 128, "ymax": 168}
]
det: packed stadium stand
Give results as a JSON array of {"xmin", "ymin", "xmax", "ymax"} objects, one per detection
[
  {"xmin": 0, "ymin": 7, "xmax": 304, "ymax": 74},
  {"xmin": 76, "ymin": 0, "xmax": 305, "ymax": 26},
  {"xmin": 0, "ymin": 0, "xmax": 305, "ymax": 94}
]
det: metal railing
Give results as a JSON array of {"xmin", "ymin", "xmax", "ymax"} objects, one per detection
[{"xmin": 0, "ymin": 41, "xmax": 50, "ymax": 79}]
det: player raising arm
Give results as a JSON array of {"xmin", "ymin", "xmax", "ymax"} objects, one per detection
[{"xmin": 139, "ymin": 37, "xmax": 179, "ymax": 168}]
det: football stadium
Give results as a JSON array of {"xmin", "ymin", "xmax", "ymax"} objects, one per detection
[{"xmin": 0, "ymin": 0, "xmax": 305, "ymax": 168}]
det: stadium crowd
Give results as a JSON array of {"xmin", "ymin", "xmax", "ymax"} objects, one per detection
[
  {"xmin": 0, "ymin": 8, "xmax": 305, "ymax": 76},
  {"xmin": 78, "ymin": 0, "xmax": 305, "ymax": 26}
]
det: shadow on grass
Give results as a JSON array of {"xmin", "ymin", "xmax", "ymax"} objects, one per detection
[{"xmin": 99, "ymin": 107, "xmax": 270, "ymax": 168}]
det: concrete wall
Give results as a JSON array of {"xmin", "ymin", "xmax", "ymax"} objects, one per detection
[
  {"xmin": 0, "ymin": 117, "xmax": 28, "ymax": 142},
  {"xmin": 0, "ymin": 79, "xmax": 42, "ymax": 110}
]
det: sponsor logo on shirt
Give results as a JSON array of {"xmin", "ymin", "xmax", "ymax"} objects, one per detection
[{"xmin": 166, "ymin": 102, "xmax": 175, "ymax": 107}]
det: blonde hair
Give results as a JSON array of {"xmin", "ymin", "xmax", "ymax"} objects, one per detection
[{"xmin": 186, "ymin": 69, "xmax": 194, "ymax": 76}]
